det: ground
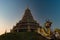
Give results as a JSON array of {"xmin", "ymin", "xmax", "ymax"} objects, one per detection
[{"xmin": 0, "ymin": 32, "xmax": 49, "ymax": 40}]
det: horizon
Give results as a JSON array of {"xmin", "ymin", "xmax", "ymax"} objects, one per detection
[{"xmin": 0, "ymin": 0, "xmax": 60, "ymax": 35}]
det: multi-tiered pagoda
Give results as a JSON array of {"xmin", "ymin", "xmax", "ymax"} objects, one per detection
[{"xmin": 11, "ymin": 7, "xmax": 40, "ymax": 32}]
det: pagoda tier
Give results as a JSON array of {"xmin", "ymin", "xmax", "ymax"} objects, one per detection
[{"xmin": 11, "ymin": 8, "xmax": 40, "ymax": 32}]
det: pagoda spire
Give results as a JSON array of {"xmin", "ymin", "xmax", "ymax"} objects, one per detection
[
  {"xmin": 26, "ymin": 5, "xmax": 29, "ymax": 9},
  {"xmin": 21, "ymin": 7, "xmax": 35, "ymax": 22}
]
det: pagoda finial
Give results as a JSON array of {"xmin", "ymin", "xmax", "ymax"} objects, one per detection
[
  {"xmin": 26, "ymin": 5, "xmax": 30, "ymax": 9},
  {"xmin": 27, "ymin": 5, "xmax": 29, "ymax": 8}
]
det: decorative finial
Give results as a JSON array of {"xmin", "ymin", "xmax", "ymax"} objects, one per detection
[
  {"xmin": 27, "ymin": 5, "xmax": 29, "ymax": 8},
  {"xmin": 46, "ymin": 17, "xmax": 49, "ymax": 22},
  {"xmin": 45, "ymin": 17, "xmax": 52, "ymax": 23},
  {"xmin": 26, "ymin": 5, "xmax": 30, "ymax": 9}
]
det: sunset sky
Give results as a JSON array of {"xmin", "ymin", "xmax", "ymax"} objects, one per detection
[{"xmin": 0, "ymin": 0, "xmax": 60, "ymax": 35}]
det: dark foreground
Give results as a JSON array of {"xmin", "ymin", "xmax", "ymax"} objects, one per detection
[{"xmin": 0, "ymin": 32, "xmax": 59, "ymax": 40}]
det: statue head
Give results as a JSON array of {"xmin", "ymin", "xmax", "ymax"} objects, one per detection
[{"xmin": 45, "ymin": 20, "xmax": 52, "ymax": 28}]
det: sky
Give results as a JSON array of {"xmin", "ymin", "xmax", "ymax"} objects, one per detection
[{"xmin": 0, "ymin": 0, "xmax": 60, "ymax": 35}]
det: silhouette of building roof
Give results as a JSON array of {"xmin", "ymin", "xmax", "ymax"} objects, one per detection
[{"xmin": 11, "ymin": 7, "xmax": 40, "ymax": 32}]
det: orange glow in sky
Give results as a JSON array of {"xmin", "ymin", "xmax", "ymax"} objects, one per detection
[{"xmin": 0, "ymin": 18, "xmax": 15, "ymax": 35}]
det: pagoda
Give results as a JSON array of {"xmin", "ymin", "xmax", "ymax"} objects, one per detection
[{"xmin": 11, "ymin": 7, "xmax": 40, "ymax": 32}]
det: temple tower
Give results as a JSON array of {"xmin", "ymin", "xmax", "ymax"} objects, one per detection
[{"xmin": 11, "ymin": 7, "xmax": 40, "ymax": 32}]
